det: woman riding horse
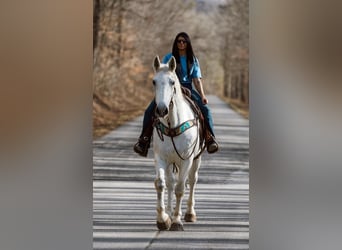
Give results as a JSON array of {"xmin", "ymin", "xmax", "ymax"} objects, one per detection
[{"xmin": 134, "ymin": 32, "xmax": 219, "ymax": 157}]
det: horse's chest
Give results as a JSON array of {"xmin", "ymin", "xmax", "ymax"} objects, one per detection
[{"xmin": 154, "ymin": 129, "xmax": 197, "ymax": 156}]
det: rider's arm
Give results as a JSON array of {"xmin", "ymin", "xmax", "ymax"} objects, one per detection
[{"xmin": 193, "ymin": 78, "xmax": 208, "ymax": 105}]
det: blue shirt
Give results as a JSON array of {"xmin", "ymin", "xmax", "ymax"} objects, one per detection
[{"xmin": 162, "ymin": 53, "xmax": 202, "ymax": 90}]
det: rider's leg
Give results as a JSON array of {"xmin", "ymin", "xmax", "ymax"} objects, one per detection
[
  {"xmin": 191, "ymin": 91, "xmax": 219, "ymax": 154},
  {"xmin": 133, "ymin": 100, "xmax": 156, "ymax": 157}
]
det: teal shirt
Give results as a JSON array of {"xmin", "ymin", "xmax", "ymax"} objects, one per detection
[{"xmin": 162, "ymin": 53, "xmax": 202, "ymax": 90}]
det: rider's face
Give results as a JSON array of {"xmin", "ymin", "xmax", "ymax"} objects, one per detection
[{"xmin": 176, "ymin": 36, "xmax": 187, "ymax": 51}]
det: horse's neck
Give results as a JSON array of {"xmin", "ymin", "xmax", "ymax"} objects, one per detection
[{"xmin": 168, "ymin": 93, "xmax": 194, "ymax": 128}]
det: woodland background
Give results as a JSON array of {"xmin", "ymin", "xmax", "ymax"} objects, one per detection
[{"xmin": 93, "ymin": 0, "xmax": 249, "ymax": 138}]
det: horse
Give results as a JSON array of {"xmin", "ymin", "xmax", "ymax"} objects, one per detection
[{"xmin": 152, "ymin": 55, "xmax": 203, "ymax": 231}]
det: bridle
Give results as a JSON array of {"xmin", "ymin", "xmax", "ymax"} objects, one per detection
[{"xmin": 154, "ymin": 86, "xmax": 204, "ymax": 160}]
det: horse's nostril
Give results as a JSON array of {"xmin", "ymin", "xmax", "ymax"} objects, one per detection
[
  {"xmin": 164, "ymin": 109, "xmax": 168, "ymax": 116},
  {"xmin": 157, "ymin": 105, "xmax": 168, "ymax": 117},
  {"xmin": 159, "ymin": 108, "xmax": 165, "ymax": 116}
]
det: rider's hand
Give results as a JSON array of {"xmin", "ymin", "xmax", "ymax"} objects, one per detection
[{"xmin": 202, "ymin": 96, "xmax": 208, "ymax": 105}]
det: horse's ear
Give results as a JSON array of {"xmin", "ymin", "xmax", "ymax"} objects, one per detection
[
  {"xmin": 168, "ymin": 56, "xmax": 177, "ymax": 72},
  {"xmin": 153, "ymin": 55, "xmax": 161, "ymax": 72}
]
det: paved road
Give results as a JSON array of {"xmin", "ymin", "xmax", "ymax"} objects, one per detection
[{"xmin": 93, "ymin": 95, "xmax": 249, "ymax": 249}]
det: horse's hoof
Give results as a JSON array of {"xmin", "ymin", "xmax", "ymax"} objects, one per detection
[
  {"xmin": 184, "ymin": 213, "xmax": 197, "ymax": 222},
  {"xmin": 156, "ymin": 216, "xmax": 171, "ymax": 231},
  {"xmin": 170, "ymin": 222, "xmax": 184, "ymax": 231}
]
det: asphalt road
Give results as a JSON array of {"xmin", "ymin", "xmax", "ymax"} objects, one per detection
[{"xmin": 93, "ymin": 95, "xmax": 249, "ymax": 249}]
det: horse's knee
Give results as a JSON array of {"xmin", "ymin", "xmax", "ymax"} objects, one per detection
[
  {"xmin": 154, "ymin": 178, "xmax": 165, "ymax": 192},
  {"xmin": 175, "ymin": 183, "xmax": 185, "ymax": 197}
]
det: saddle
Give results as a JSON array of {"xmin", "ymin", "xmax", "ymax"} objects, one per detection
[{"xmin": 181, "ymin": 87, "xmax": 205, "ymax": 148}]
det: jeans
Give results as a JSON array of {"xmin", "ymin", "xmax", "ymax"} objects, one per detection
[
  {"xmin": 142, "ymin": 90, "xmax": 215, "ymax": 137},
  {"xmin": 191, "ymin": 91, "xmax": 215, "ymax": 136}
]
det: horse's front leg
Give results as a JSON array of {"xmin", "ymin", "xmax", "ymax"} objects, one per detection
[
  {"xmin": 170, "ymin": 159, "xmax": 192, "ymax": 231},
  {"xmin": 165, "ymin": 164, "xmax": 175, "ymax": 216},
  {"xmin": 185, "ymin": 157, "xmax": 201, "ymax": 222},
  {"xmin": 154, "ymin": 158, "xmax": 171, "ymax": 230}
]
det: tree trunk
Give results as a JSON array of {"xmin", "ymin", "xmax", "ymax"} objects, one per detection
[
  {"xmin": 116, "ymin": 0, "xmax": 123, "ymax": 69},
  {"xmin": 93, "ymin": 0, "xmax": 100, "ymax": 51}
]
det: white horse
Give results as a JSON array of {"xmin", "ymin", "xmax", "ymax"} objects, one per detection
[{"xmin": 152, "ymin": 55, "xmax": 203, "ymax": 231}]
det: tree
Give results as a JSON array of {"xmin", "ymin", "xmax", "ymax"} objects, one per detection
[{"xmin": 216, "ymin": 0, "xmax": 249, "ymax": 104}]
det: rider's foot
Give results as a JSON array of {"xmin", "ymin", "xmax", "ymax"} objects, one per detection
[
  {"xmin": 133, "ymin": 136, "xmax": 151, "ymax": 157},
  {"xmin": 206, "ymin": 135, "xmax": 219, "ymax": 154}
]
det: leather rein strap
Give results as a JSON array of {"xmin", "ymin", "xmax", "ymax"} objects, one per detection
[
  {"xmin": 153, "ymin": 89, "xmax": 205, "ymax": 160},
  {"xmin": 154, "ymin": 118, "xmax": 199, "ymax": 160}
]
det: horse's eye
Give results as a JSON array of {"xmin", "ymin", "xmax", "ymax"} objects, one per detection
[
  {"xmin": 170, "ymin": 80, "xmax": 175, "ymax": 86},
  {"xmin": 152, "ymin": 80, "xmax": 156, "ymax": 86}
]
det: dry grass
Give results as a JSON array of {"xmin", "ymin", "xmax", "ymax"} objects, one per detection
[{"xmin": 93, "ymin": 84, "xmax": 153, "ymax": 139}]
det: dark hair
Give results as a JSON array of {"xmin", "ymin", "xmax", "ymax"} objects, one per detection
[{"xmin": 171, "ymin": 32, "xmax": 196, "ymax": 78}]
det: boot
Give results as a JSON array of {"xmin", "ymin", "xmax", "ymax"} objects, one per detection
[
  {"xmin": 205, "ymin": 129, "xmax": 219, "ymax": 154},
  {"xmin": 134, "ymin": 135, "xmax": 151, "ymax": 157},
  {"xmin": 133, "ymin": 118, "xmax": 154, "ymax": 157}
]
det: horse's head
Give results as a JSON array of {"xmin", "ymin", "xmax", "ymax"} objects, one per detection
[{"xmin": 152, "ymin": 55, "xmax": 180, "ymax": 118}]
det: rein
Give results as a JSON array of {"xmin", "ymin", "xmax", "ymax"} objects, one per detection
[
  {"xmin": 153, "ymin": 90, "xmax": 205, "ymax": 160},
  {"xmin": 171, "ymin": 124, "xmax": 198, "ymax": 161},
  {"xmin": 154, "ymin": 118, "xmax": 199, "ymax": 161}
]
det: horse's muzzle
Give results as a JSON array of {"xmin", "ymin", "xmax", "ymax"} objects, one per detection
[{"xmin": 156, "ymin": 103, "xmax": 168, "ymax": 118}]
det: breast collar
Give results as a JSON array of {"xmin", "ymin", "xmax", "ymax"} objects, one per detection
[{"xmin": 153, "ymin": 118, "xmax": 197, "ymax": 141}]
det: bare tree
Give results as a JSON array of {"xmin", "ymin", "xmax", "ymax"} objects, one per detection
[
  {"xmin": 93, "ymin": 0, "xmax": 249, "ymax": 136},
  {"xmin": 216, "ymin": 0, "xmax": 249, "ymax": 103},
  {"xmin": 93, "ymin": 0, "xmax": 100, "ymax": 51}
]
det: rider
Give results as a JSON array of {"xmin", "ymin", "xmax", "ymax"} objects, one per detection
[{"xmin": 134, "ymin": 32, "xmax": 219, "ymax": 157}]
